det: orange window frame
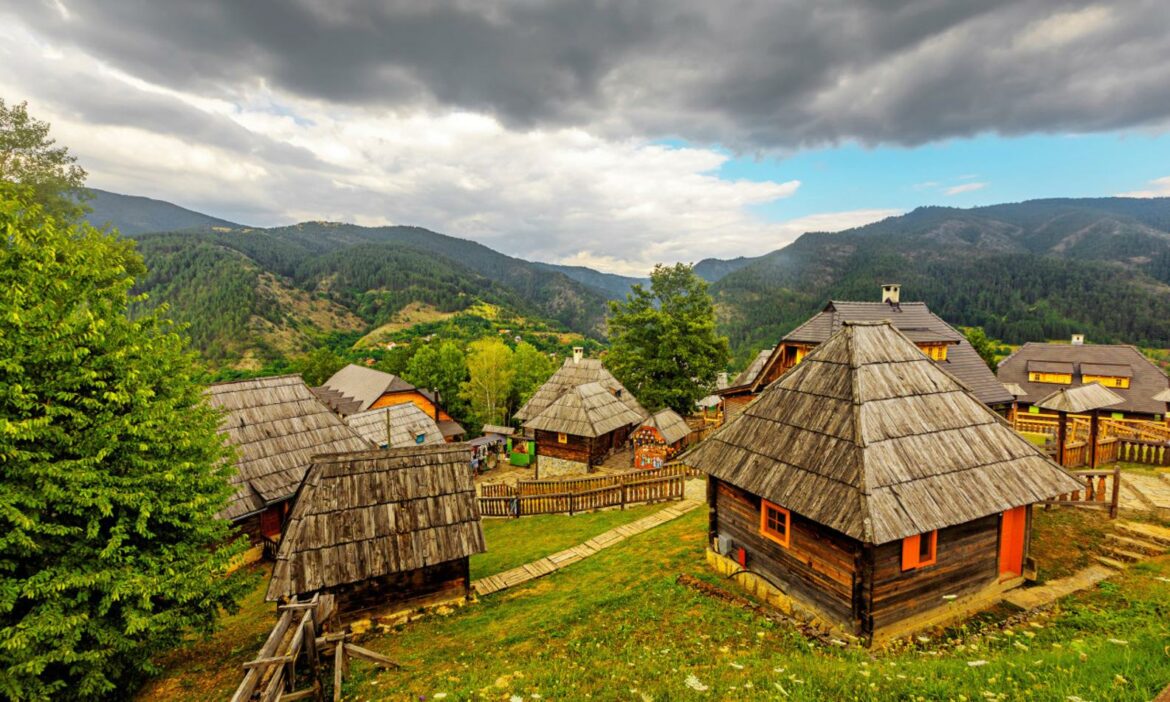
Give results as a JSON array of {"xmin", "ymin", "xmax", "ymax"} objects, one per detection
[
  {"xmin": 901, "ymin": 530, "xmax": 938, "ymax": 571},
  {"xmin": 759, "ymin": 500, "xmax": 791, "ymax": 548}
]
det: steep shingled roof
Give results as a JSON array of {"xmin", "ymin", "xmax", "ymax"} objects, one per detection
[
  {"xmin": 315, "ymin": 364, "xmax": 416, "ymax": 416},
  {"xmin": 514, "ymin": 356, "xmax": 647, "ymax": 424},
  {"xmin": 677, "ymin": 322, "xmax": 1081, "ymax": 545},
  {"xmin": 345, "ymin": 403, "xmax": 444, "ymax": 448},
  {"xmin": 997, "ymin": 343, "xmax": 1170, "ymax": 415},
  {"xmin": 732, "ymin": 347, "xmax": 774, "ymax": 387},
  {"xmin": 267, "ymin": 444, "xmax": 486, "ymax": 601},
  {"xmin": 205, "ymin": 375, "xmax": 374, "ymax": 522},
  {"xmin": 639, "ymin": 408, "xmax": 692, "ymax": 446},
  {"xmin": 522, "ymin": 382, "xmax": 646, "ymax": 438}
]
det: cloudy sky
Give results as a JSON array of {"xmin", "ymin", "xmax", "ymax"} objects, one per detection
[{"xmin": 3, "ymin": 1, "xmax": 1169, "ymax": 275}]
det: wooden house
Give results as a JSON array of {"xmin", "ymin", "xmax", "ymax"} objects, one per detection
[
  {"xmin": 515, "ymin": 348, "xmax": 648, "ymax": 477},
  {"xmin": 633, "ymin": 408, "xmax": 693, "ymax": 470},
  {"xmin": 266, "ymin": 444, "xmax": 486, "ymax": 626},
  {"xmin": 678, "ymin": 321, "xmax": 1081, "ymax": 645},
  {"xmin": 344, "ymin": 403, "xmax": 444, "ymax": 448},
  {"xmin": 314, "ymin": 364, "xmax": 465, "ymax": 440},
  {"xmin": 718, "ymin": 285, "xmax": 1012, "ymax": 422},
  {"xmin": 205, "ymin": 375, "xmax": 374, "ymax": 562},
  {"xmin": 996, "ymin": 338, "xmax": 1170, "ymax": 420}
]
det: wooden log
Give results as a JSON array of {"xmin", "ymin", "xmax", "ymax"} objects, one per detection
[
  {"xmin": 333, "ymin": 634, "xmax": 344, "ymax": 702},
  {"xmin": 242, "ymin": 655, "xmax": 295, "ymax": 669},
  {"xmin": 230, "ymin": 609, "xmax": 295, "ymax": 702},
  {"xmin": 343, "ymin": 643, "xmax": 402, "ymax": 669}
]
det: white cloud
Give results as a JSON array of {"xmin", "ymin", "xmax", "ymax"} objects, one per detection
[
  {"xmin": 1118, "ymin": 176, "xmax": 1170, "ymax": 198},
  {"xmin": 1015, "ymin": 6, "xmax": 1115, "ymax": 51},
  {"xmin": 944, "ymin": 182, "xmax": 987, "ymax": 196}
]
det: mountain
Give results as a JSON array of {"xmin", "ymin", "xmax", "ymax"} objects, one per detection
[
  {"xmin": 693, "ymin": 256, "xmax": 756, "ymax": 283},
  {"xmin": 84, "ymin": 188, "xmax": 241, "ymax": 235},
  {"xmin": 711, "ymin": 197, "xmax": 1170, "ymax": 362},
  {"xmin": 534, "ymin": 263, "xmax": 646, "ymax": 300}
]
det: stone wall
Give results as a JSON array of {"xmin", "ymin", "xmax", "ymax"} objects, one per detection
[{"xmin": 536, "ymin": 454, "xmax": 589, "ymax": 479}]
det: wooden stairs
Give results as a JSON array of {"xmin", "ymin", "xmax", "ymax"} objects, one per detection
[{"xmin": 1096, "ymin": 520, "xmax": 1170, "ymax": 570}]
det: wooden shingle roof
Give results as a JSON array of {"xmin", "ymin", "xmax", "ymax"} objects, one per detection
[
  {"xmin": 522, "ymin": 382, "xmax": 645, "ymax": 438},
  {"xmin": 677, "ymin": 322, "xmax": 1081, "ymax": 545},
  {"xmin": 266, "ymin": 444, "xmax": 486, "ymax": 601},
  {"xmin": 205, "ymin": 375, "xmax": 374, "ymax": 522},
  {"xmin": 514, "ymin": 357, "xmax": 647, "ymax": 424},
  {"xmin": 732, "ymin": 347, "xmax": 774, "ymax": 387},
  {"xmin": 1035, "ymin": 383, "xmax": 1125, "ymax": 414},
  {"xmin": 997, "ymin": 343, "xmax": 1170, "ymax": 415},
  {"xmin": 345, "ymin": 403, "xmax": 444, "ymax": 448},
  {"xmin": 640, "ymin": 409, "xmax": 692, "ymax": 445},
  {"xmin": 315, "ymin": 364, "xmax": 416, "ymax": 416}
]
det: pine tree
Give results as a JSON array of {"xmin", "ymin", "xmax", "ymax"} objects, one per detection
[{"xmin": 0, "ymin": 186, "xmax": 247, "ymax": 700}]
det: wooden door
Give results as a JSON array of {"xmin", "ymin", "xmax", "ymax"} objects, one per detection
[{"xmin": 999, "ymin": 506, "xmax": 1027, "ymax": 579}]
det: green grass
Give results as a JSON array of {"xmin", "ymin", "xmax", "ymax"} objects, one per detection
[
  {"xmin": 1020, "ymin": 431, "xmax": 1050, "ymax": 447},
  {"xmin": 471, "ymin": 504, "xmax": 664, "ymax": 580},
  {"xmin": 348, "ymin": 510, "xmax": 1170, "ymax": 701}
]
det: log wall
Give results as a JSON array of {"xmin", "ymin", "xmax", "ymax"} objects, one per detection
[{"xmin": 330, "ymin": 558, "xmax": 469, "ymax": 623}]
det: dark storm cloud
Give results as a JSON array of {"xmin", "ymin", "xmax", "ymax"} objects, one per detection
[{"xmin": 10, "ymin": 0, "xmax": 1170, "ymax": 147}]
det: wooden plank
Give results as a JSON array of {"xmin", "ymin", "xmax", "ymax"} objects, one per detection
[
  {"xmin": 344, "ymin": 643, "xmax": 402, "ymax": 669},
  {"xmin": 230, "ymin": 609, "xmax": 295, "ymax": 702},
  {"xmin": 243, "ymin": 655, "xmax": 295, "ymax": 669},
  {"xmin": 333, "ymin": 634, "xmax": 344, "ymax": 702}
]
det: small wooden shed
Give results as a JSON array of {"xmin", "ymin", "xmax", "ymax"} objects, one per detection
[
  {"xmin": 266, "ymin": 444, "xmax": 486, "ymax": 625},
  {"xmin": 522, "ymin": 381, "xmax": 645, "ymax": 478},
  {"xmin": 633, "ymin": 409, "xmax": 693, "ymax": 470},
  {"xmin": 677, "ymin": 321, "xmax": 1082, "ymax": 645}
]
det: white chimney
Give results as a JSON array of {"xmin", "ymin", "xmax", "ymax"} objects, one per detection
[
  {"xmin": 572, "ymin": 346, "xmax": 584, "ymax": 363},
  {"xmin": 1071, "ymin": 334, "xmax": 1085, "ymax": 346},
  {"xmin": 881, "ymin": 283, "xmax": 901, "ymax": 304}
]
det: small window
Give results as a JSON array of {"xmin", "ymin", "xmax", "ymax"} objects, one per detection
[
  {"xmin": 901, "ymin": 531, "xmax": 938, "ymax": 571},
  {"xmin": 415, "ymin": 433, "xmax": 426, "ymax": 444},
  {"xmin": 759, "ymin": 500, "xmax": 790, "ymax": 548},
  {"xmin": 557, "ymin": 432, "xmax": 568, "ymax": 444}
]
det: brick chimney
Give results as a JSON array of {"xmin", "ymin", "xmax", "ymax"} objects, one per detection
[
  {"xmin": 572, "ymin": 346, "xmax": 584, "ymax": 364},
  {"xmin": 881, "ymin": 283, "xmax": 901, "ymax": 304}
]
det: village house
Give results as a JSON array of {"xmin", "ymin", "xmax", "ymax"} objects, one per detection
[
  {"xmin": 205, "ymin": 375, "xmax": 374, "ymax": 562},
  {"xmin": 996, "ymin": 336, "xmax": 1170, "ymax": 421},
  {"xmin": 266, "ymin": 444, "xmax": 486, "ymax": 626},
  {"xmin": 344, "ymin": 402, "xmax": 445, "ymax": 448},
  {"xmin": 314, "ymin": 363, "xmax": 466, "ymax": 440},
  {"xmin": 678, "ymin": 321, "xmax": 1081, "ymax": 645},
  {"xmin": 633, "ymin": 408, "xmax": 694, "ymax": 470},
  {"xmin": 515, "ymin": 347, "xmax": 648, "ymax": 477},
  {"xmin": 717, "ymin": 284, "xmax": 1013, "ymax": 422}
]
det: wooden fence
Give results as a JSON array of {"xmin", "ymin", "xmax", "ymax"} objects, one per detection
[
  {"xmin": 1042, "ymin": 467, "xmax": 1121, "ymax": 519},
  {"xmin": 1117, "ymin": 438, "xmax": 1170, "ymax": 466},
  {"xmin": 478, "ymin": 470, "xmax": 687, "ymax": 517}
]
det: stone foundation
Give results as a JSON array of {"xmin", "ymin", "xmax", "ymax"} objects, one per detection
[{"xmin": 536, "ymin": 454, "xmax": 589, "ymax": 479}]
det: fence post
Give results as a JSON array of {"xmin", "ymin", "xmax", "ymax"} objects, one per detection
[{"xmin": 621, "ymin": 483, "xmax": 627, "ymax": 510}]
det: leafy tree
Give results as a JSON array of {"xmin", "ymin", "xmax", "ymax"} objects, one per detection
[
  {"xmin": 404, "ymin": 340, "xmax": 468, "ymax": 418},
  {"xmin": 510, "ymin": 341, "xmax": 555, "ymax": 412},
  {"xmin": 0, "ymin": 186, "xmax": 247, "ymax": 700},
  {"xmin": 0, "ymin": 99, "xmax": 88, "ymax": 221},
  {"xmin": 963, "ymin": 326, "xmax": 1002, "ymax": 370},
  {"xmin": 606, "ymin": 263, "xmax": 730, "ymax": 415},
  {"xmin": 462, "ymin": 338, "xmax": 515, "ymax": 427},
  {"xmin": 292, "ymin": 346, "xmax": 345, "ymax": 386}
]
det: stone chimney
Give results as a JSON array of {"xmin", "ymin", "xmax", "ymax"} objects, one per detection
[
  {"xmin": 572, "ymin": 346, "xmax": 584, "ymax": 363},
  {"xmin": 881, "ymin": 283, "xmax": 901, "ymax": 304},
  {"xmin": 1071, "ymin": 333, "xmax": 1085, "ymax": 346},
  {"xmin": 717, "ymin": 371, "xmax": 729, "ymax": 389}
]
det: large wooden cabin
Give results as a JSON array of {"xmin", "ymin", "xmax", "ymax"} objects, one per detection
[
  {"xmin": 718, "ymin": 284, "xmax": 1012, "ymax": 423},
  {"xmin": 266, "ymin": 444, "xmax": 486, "ymax": 626},
  {"xmin": 205, "ymin": 375, "xmax": 374, "ymax": 563},
  {"xmin": 633, "ymin": 408, "xmax": 693, "ymax": 470},
  {"xmin": 314, "ymin": 364, "xmax": 466, "ymax": 440},
  {"xmin": 515, "ymin": 348, "xmax": 647, "ymax": 477},
  {"xmin": 997, "ymin": 338, "xmax": 1170, "ymax": 421},
  {"xmin": 679, "ymin": 322, "xmax": 1081, "ymax": 645}
]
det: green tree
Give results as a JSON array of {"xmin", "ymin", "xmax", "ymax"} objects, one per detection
[
  {"xmin": 0, "ymin": 186, "xmax": 247, "ymax": 700},
  {"xmin": 606, "ymin": 263, "xmax": 730, "ymax": 415},
  {"xmin": 963, "ymin": 326, "xmax": 1001, "ymax": 370},
  {"xmin": 462, "ymin": 338, "xmax": 515, "ymax": 427},
  {"xmin": 404, "ymin": 340, "xmax": 468, "ymax": 417},
  {"xmin": 509, "ymin": 341, "xmax": 555, "ymax": 412},
  {"xmin": 292, "ymin": 346, "xmax": 345, "ymax": 386},
  {"xmin": 0, "ymin": 99, "xmax": 88, "ymax": 221}
]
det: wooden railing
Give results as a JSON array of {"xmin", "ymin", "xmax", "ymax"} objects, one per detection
[
  {"xmin": 478, "ymin": 474, "xmax": 685, "ymax": 517},
  {"xmin": 1043, "ymin": 467, "xmax": 1121, "ymax": 519},
  {"xmin": 480, "ymin": 483, "xmax": 515, "ymax": 498},
  {"xmin": 1117, "ymin": 438, "xmax": 1170, "ymax": 466},
  {"xmin": 1015, "ymin": 414, "xmax": 1170, "ymax": 443}
]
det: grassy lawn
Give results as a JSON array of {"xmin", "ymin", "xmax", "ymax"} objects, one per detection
[
  {"xmin": 1019, "ymin": 431, "xmax": 1050, "ymax": 447},
  {"xmin": 472, "ymin": 504, "xmax": 665, "ymax": 580},
  {"xmin": 347, "ymin": 509, "xmax": 1170, "ymax": 701},
  {"xmin": 1029, "ymin": 507, "xmax": 1112, "ymax": 582}
]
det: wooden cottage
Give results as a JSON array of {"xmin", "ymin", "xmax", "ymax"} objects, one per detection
[
  {"xmin": 718, "ymin": 285, "xmax": 1012, "ymax": 422},
  {"xmin": 266, "ymin": 444, "xmax": 486, "ymax": 625},
  {"xmin": 515, "ymin": 348, "xmax": 647, "ymax": 477},
  {"xmin": 633, "ymin": 408, "xmax": 693, "ymax": 470},
  {"xmin": 344, "ymin": 402, "xmax": 445, "ymax": 448},
  {"xmin": 678, "ymin": 322, "xmax": 1081, "ymax": 645},
  {"xmin": 314, "ymin": 364, "xmax": 466, "ymax": 440},
  {"xmin": 205, "ymin": 375, "xmax": 374, "ymax": 561},
  {"xmin": 997, "ymin": 338, "xmax": 1170, "ymax": 420}
]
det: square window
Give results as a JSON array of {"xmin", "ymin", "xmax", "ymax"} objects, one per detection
[
  {"xmin": 759, "ymin": 500, "xmax": 791, "ymax": 548},
  {"xmin": 901, "ymin": 530, "xmax": 938, "ymax": 571},
  {"xmin": 557, "ymin": 432, "xmax": 568, "ymax": 444}
]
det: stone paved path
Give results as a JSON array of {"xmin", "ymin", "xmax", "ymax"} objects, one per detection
[
  {"xmin": 1119, "ymin": 472, "xmax": 1170, "ymax": 518},
  {"xmin": 1002, "ymin": 564, "xmax": 1117, "ymax": 610},
  {"xmin": 472, "ymin": 499, "xmax": 702, "ymax": 596}
]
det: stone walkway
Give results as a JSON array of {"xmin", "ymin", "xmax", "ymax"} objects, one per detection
[
  {"xmin": 1119, "ymin": 472, "xmax": 1170, "ymax": 518},
  {"xmin": 472, "ymin": 499, "xmax": 702, "ymax": 596},
  {"xmin": 1002, "ymin": 564, "xmax": 1117, "ymax": 610}
]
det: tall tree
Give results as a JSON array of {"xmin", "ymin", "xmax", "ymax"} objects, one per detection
[
  {"xmin": 509, "ymin": 340, "xmax": 555, "ymax": 412},
  {"xmin": 462, "ymin": 338, "xmax": 515, "ymax": 427},
  {"xmin": 963, "ymin": 326, "xmax": 1002, "ymax": 370},
  {"xmin": 404, "ymin": 340, "xmax": 468, "ymax": 417},
  {"xmin": 292, "ymin": 346, "xmax": 345, "ymax": 386},
  {"xmin": 0, "ymin": 99, "xmax": 88, "ymax": 221},
  {"xmin": 606, "ymin": 263, "xmax": 730, "ymax": 415},
  {"xmin": 0, "ymin": 186, "xmax": 247, "ymax": 700}
]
